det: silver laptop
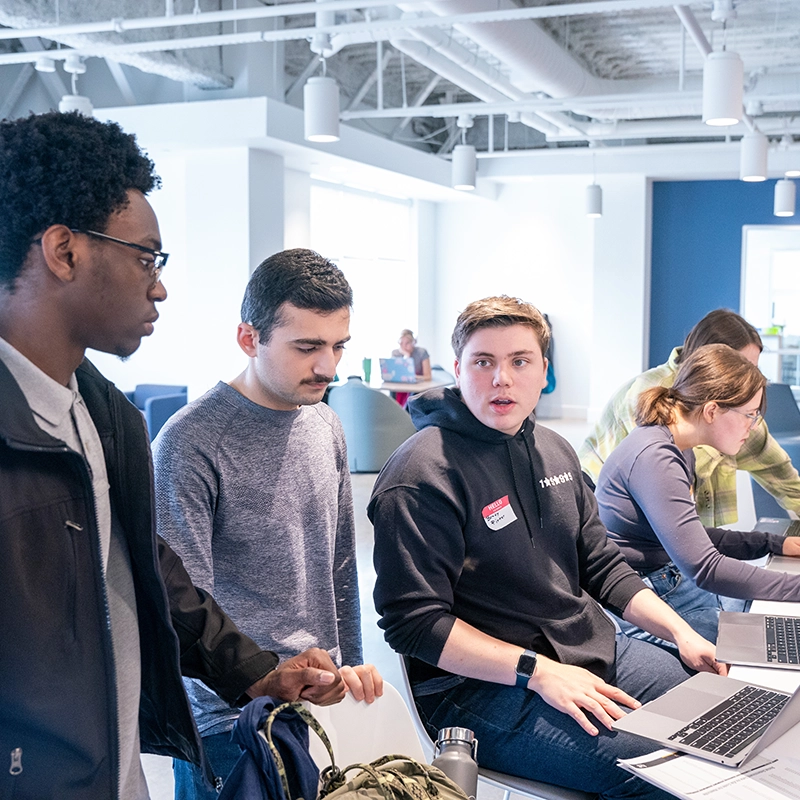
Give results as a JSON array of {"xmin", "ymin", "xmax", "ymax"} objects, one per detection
[
  {"xmin": 613, "ymin": 671, "xmax": 800, "ymax": 766},
  {"xmin": 755, "ymin": 517, "xmax": 800, "ymax": 574},
  {"xmin": 717, "ymin": 610, "xmax": 800, "ymax": 668}
]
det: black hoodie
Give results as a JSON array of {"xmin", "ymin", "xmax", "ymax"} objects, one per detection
[{"xmin": 369, "ymin": 387, "xmax": 646, "ymax": 687}]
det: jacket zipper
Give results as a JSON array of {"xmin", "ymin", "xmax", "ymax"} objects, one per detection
[{"xmin": 9, "ymin": 747, "xmax": 22, "ymax": 775}]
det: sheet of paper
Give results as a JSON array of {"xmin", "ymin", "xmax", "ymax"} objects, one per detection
[{"xmin": 619, "ymin": 745, "xmax": 800, "ymax": 800}]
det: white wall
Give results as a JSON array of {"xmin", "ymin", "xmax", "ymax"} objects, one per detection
[
  {"xmin": 89, "ymin": 146, "xmax": 286, "ymax": 399},
  {"xmin": 428, "ymin": 175, "xmax": 651, "ymax": 420}
]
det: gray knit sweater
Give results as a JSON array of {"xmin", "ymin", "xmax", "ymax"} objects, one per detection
[{"xmin": 153, "ymin": 382, "xmax": 362, "ymax": 736}]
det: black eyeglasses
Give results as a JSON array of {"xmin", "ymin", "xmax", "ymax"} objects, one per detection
[{"xmin": 69, "ymin": 229, "xmax": 169, "ymax": 283}]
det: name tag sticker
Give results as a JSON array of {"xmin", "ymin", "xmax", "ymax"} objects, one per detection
[{"xmin": 482, "ymin": 495, "xmax": 518, "ymax": 531}]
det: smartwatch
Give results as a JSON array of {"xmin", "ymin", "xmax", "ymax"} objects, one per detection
[{"xmin": 515, "ymin": 649, "xmax": 537, "ymax": 689}]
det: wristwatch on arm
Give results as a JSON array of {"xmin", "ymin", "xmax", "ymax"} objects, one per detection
[{"xmin": 515, "ymin": 649, "xmax": 537, "ymax": 688}]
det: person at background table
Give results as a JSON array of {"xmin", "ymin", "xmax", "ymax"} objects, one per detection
[
  {"xmin": 579, "ymin": 309, "xmax": 800, "ymax": 527},
  {"xmin": 392, "ymin": 328, "xmax": 432, "ymax": 379},
  {"xmin": 596, "ymin": 343, "xmax": 800, "ymax": 647}
]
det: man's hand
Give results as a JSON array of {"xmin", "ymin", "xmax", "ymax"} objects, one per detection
[
  {"xmin": 528, "ymin": 655, "xmax": 640, "ymax": 736},
  {"xmin": 673, "ymin": 631, "xmax": 728, "ymax": 676},
  {"xmin": 339, "ymin": 664, "xmax": 384, "ymax": 703},
  {"xmin": 245, "ymin": 647, "xmax": 346, "ymax": 706},
  {"xmin": 782, "ymin": 537, "xmax": 800, "ymax": 557}
]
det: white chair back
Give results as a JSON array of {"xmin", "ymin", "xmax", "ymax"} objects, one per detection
[{"xmin": 301, "ymin": 682, "xmax": 426, "ymax": 769}]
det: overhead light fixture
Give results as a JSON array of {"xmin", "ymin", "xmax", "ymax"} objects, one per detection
[
  {"xmin": 586, "ymin": 184, "xmax": 603, "ymax": 218},
  {"xmin": 702, "ymin": 50, "xmax": 743, "ymax": 126},
  {"xmin": 779, "ymin": 134, "xmax": 800, "ymax": 177},
  {"xmin": 739, "ymin": 131, "xmax": 768, "ymax": 182},
  {"xmin": 774, "ymin": 179, "xmax": 796, "ymax": 217},
  {"xmin": 452, "ymin": 145, "xmax": 476, "ymax": 191},
  {"xmin": 34, "ymin": 56, "xmax": 56, "ymax": 73},
  {"xmin": 586, "ymin": 147, "xmax": 602, "ymax": 217},
  {"xmin": 452, "ymin": 115, "xmax": 476, "ymax": 191},
  {"xmin": 58, "ymin": 94, "xmax": 93, "ymax": 116},
  {"xmin": 304, "ymin": 73, "xmax": 340, "ymax": 143},
  {"xmin": 63, "ymin": 53, "xmax": 86, "ymax": 75}
]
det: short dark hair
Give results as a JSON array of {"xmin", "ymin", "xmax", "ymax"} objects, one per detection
[
  {"xmin": 0, "ymin": 112, "xmax": 160, "ymax": 290},
  {"xmin": 677, "ymin": 309, "xmax": 762, "ymax": 364},
  {"xmin": 451, "ymin": 295, "xmax": 550, "ymax": 359},
  {"xmin": 241, "ymin": 248, "xmax": 353, "ymax": 342}
]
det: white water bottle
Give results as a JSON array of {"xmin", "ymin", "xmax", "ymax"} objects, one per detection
[{"xmin": 432, "ymin": 727, "xmax": 479, "ymax": 800}]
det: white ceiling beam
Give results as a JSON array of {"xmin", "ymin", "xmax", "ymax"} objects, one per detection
[
  {"xmin": 105, "ymin": 59, "xmax": 136, "ymax": 105},
  {"xmin": 0, "ymin": 63, "xmax": 34, "ymax": 118},
  {"xmin": 348, "ymin": 49, "xmax": 394, "ymax": 110},
  {"xmin": 0, "ymin": 0, "xmax": 705, "ymax": 42}
]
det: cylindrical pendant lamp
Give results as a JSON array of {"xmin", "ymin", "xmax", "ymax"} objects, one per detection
[
  {"xmin": 58, "ymin": 94, "xmax": 93, "ymax": 116},
  {"xmin": 586, "ymin": 184, "xmax": 602, "ymax": 217},
  {"xmin": 304, "ymin": 76, "xmax": 340, "ymax": 143},
  {"xmin": 452, "ymin": 144, "xmax": 476, "ymax": 191},
  {"xmin": 739, "ymin": 132, "xmax": 768, "ymax": 181},
  {"xmin": 703, "ymin": 51, "xmax": 743, "ymax": 126},
  {"xmin": 774, "ymin": 179, "xmax": 796, "ymax": 217}
]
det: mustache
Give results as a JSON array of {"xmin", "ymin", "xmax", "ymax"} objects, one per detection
[{"xmin": 301, "ymin": 374, "xmax": 334, "ymax": 385}]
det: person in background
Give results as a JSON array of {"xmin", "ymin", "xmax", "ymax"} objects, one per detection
[
  {"xmin": 154, "ymin": 249, "xmax": 382, "ymax": 800},
  {"xmin": 370, "ymin": 295, "xmax": 724, "ymax": 800},
  {"xmin": 0, "ymin": 112, "xmax": 343, "ymax": 800},
  {"xmin": 391, "ymin": 328, "xmax": 431, "ymax": 407},
  {"xmin": 580, "ymin": 309, "xmax": 800, "ymax": 526},
  {"xmin": 393, "ymin": 329, "xmax": 432, "ymax": 380},
  {"xmin": 596, "ymin": 344, "xmax": 800, "ymax": 645}
]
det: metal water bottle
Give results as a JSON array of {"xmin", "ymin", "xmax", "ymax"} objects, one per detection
[{"xmin": 432, "ymin": 727, "xmax": 479, "ymax": 800}]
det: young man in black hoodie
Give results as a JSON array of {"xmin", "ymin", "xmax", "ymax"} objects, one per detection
[{"xmin": 369, "ymin": 296, "xmax": 725, "ymax": 800}]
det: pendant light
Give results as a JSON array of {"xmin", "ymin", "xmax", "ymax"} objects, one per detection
[
  {"xmin": 452, "ymin": 115, "xmax": 476, "ymax": 191},
  {"xmin": 586, "ymin": 149, "xmax": 602, "ymax": 217},
  {"xmin": 739, "ymin": 131, "xmax": 768, "ymax": 182},
  {"xmin": 304, "ymin": 59, "xmax": 340, "ymax": 143},
  {"xmin": 702, "ymin": 50, "xmax": 743, "ymax": 126},
  {"xmin": 774, "ymin": 179, "xmax": 796, "ymax": 217}
]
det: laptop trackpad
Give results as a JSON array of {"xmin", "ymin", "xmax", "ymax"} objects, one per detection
[{"xmin": 641, "ymin": 688, "xmax": 726, "ymax": 722}]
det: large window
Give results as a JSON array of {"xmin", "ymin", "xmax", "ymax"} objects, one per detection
[{"xmin": 310, "ymin": 181, "xmax": 416, "ymax": 381}]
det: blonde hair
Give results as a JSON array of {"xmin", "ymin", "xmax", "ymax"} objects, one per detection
[
  {"xmin": 636, "ymin": 343, "xmax": 765, "ymax": 426},
  {"xmin": 451, "ymin": 295, "xmax": 550, "ymax": 359}
]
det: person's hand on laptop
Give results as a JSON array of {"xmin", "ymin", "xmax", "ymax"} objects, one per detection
[
  {"xmin": 782, "ymin": 536, "xmax": 800, "ymax": 557},
  {"xmin": 672, "ymin": 629, "xmax": 728, "ymax": 677},
  {"xmin": 529, "ymin": 655, "xmax": 641, "ymax": 736}
]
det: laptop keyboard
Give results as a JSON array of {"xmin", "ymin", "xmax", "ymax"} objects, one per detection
[
  {"xmin": 667, "ymin": 685, "xmax": 789, "ymax": 758},
  {"xmin": 786, "ymin": 520, "xmax": 800, "ymax": 537},
  {"xmin": 767, "ymin": 616, "xmax": 800, "ymax": 664}
]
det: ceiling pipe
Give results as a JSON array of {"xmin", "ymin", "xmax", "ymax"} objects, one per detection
[{"xmin": 0, "ymin": 0, "xmax": 715, "ymax": 43}]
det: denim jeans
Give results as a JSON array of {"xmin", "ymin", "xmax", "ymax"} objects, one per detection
[
  {"xmin": 415, "ymin": 633, "xmax": 692, "ymax": 800},
  {"xmin": 173, "ymin": 732, "xmax": 242, "ymax": 800},
  {"xmin": 615, "ymin": 561, "xmax": 748, "ymax": 647}
]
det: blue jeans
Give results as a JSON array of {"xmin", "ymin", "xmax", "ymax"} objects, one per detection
[
  {"xmin": 415, "ymin": 633, "xmax": 692, "ymax": 800},
  {"xmin": 615, "ymin": 562, "xmax": 749, "ymax": 647},
  {"xmin": 173, "ymin": 732, "xmax": 242, "ymax": 800}
]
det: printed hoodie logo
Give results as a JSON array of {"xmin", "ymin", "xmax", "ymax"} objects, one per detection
[{"xmin": 482, "ymin": 495, "xmax": 518, "ymax": 531}]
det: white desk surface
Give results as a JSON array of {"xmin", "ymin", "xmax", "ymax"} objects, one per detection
[{"xmin": 728, "ymin": 598, "xmax": 800, "ymax": 692}]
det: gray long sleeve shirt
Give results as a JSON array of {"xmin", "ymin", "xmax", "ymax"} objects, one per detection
[
  {"xmin": 596, "ymin": 424, "xmax": 800, "ymax": 601},
  {"xmin": 154, "ymin": 382, "xmax": 362, "ymax": 736}
]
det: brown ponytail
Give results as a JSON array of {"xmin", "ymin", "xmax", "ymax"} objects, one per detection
[{"xmin": 636, "ymin": 343, "xmax": 765, "ymax": 427}]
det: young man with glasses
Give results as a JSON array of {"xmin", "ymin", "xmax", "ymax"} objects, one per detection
[
  {"xmin": 154, "ymin": 249, "xmax": 382, "ymax": 800},
  {"xmin": 0, "ymin": 112, "xmax": 344, "ymax": 800}
]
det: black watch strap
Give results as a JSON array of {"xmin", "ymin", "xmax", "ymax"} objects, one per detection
[{"xmin": 515, "ymin": 649, "xmax": 537, "ymax": 689}]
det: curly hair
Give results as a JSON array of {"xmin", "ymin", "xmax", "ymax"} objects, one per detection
[{"xmin": 0, "ymin": 111, "xmax": 160, "ymax": 289}]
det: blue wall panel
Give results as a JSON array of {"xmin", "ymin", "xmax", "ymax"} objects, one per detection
[{"xmin": 649, "ymin": 179, "xmax": 797, "ymax": 367}]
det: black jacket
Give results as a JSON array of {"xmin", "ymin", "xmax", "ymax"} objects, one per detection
[
  {"xmin": 369, "ymin": 387, "xmax": 646, "ymax": 687},
  {"xmin": 0, "ymin": 358, "xmax": 279, "ymax": 800}
]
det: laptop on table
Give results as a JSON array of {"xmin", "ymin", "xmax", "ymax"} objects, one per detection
[
  {"xmin": 379, "ymin": 357, "xmax": 417, "ymax": 384},
  {"xmin": 613, "ymin": 671, "xmax": 800, "ymax": 767}
]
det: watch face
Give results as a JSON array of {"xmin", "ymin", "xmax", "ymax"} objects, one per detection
[{"xmin": 516, "ymin": 652, "xmax": 536, "ymax": 677}]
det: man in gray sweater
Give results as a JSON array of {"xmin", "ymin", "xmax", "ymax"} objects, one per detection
[{"xmin": 154, "ymin": 249, "xmax": 381, "ymax": 800}]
